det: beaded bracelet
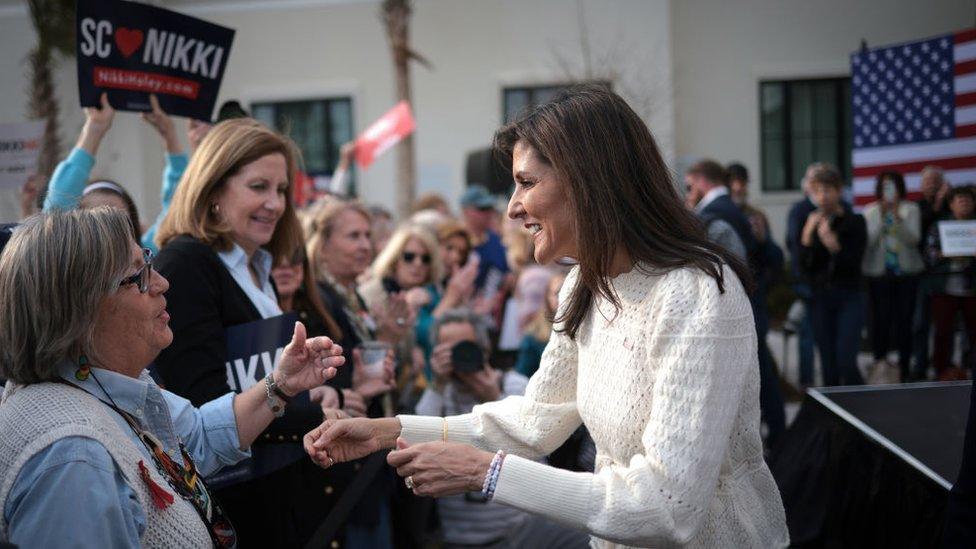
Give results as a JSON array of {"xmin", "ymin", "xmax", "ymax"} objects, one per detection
[{"xmin": 481, "ymin": 450, "xmax": 506, "ymax": 500}]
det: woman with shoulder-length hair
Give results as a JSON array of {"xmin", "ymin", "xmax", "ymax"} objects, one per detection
[
  {"xmin": 152, "ymin": 118, "xmax": 335, "ymax": 547},
  {"xmin": 0, "ymin": 208, "xmax": 342, "ymax": 548},
  {"xmin": 360, "ymin": 223, "xmax": 445, "ymax": 388},
  {"xmin": 861, "ymin": 170, "xmax": 924, "ymax": 381},
  {"xmin": 304, "ymin": 84, "xmax": 789, "ymax": 548}
]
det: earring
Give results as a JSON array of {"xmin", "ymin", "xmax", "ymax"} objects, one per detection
[
  {"xmin": 75, "ymin": 355, "xmax": 91, "ymax": 381},
  {"xmin": 211, "ymin": 203, "xmax": 220, "ymax": 215}
]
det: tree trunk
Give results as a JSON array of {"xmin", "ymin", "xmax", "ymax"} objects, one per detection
[
  {"xmin": 383, "ymin": 0, "xmax": 416, "ymax": 220},
  {"xmin": 27, "ymin": 44, "xmax": 61, "ymax": 179}
]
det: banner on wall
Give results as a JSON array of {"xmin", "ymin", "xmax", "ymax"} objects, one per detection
[
  {"xmin": 354, "ymin": 101, "xmax": 416, "ymax": 169},
  {"xmin": 0, "ymin": 122, "xmax": 44, "ymax": 190},
  {"xmin": 76, "ymin": 0, "xmax": 235, "ymax": 121}
]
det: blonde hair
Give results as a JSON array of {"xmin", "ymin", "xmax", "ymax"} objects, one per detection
[
  {"xmin": 371, "ymin": 223, "xmax": 443, "ymax": 285},
  {"xmin": 305, "ymin": 198, "xmax": 372, "ymax": 283},
  {"xmin": 0, "ymin": 208, "xmax": 133, "ymax": 384},
  {"xmin": 156, "ymin": 118, "xmax": 303, "ymax": 259},
  {"xmin": 503, "ymin": 221, "xmax": 535, "ymax": 272},
  {"xmin": 525, "ymin": 272, "xmax": 566, "ymax": 342}
]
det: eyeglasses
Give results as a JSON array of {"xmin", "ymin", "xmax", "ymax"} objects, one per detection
[
  {"xmin": 402, "ymin": 251, "xmax": 432, "ymax": 265},
  {"xmin": 119, "ymin": 248, "xmax": 154, "ymax": 293}
]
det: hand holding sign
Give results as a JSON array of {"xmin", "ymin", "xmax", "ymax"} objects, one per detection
[
  {"xmin": 274, "ymin": 321, "xmax": 345, "ymax": 397},
  {"xmin": 77, "ymin": 0, "xmax": 235, "ymax": 121},
  {"xmin": 78, "ymin": 92, "xmax": 116, "ymax": 156},
  {"xmin": 141, "ymin": 94, "xmax": 181, "ymax": 154}
]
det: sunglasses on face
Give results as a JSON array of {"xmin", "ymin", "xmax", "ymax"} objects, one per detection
[
  {"xmin": 402, "ymin": 251, "xmax": 432, "ymax": 265},
  {"xmin": 119, "ymin": 248, "xmax": 154, "ymax": 293}
]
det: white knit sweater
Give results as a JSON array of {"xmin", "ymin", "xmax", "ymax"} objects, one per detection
[{"xmin": 400, "ymin": 265, "xmax": 789, "ymax": 548}]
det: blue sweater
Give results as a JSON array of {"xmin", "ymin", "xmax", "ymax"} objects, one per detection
[{"xmin": 43, "ymin": 147, "xmax": 188, "ymax": 252}]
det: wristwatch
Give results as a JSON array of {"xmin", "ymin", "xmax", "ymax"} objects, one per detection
[{"xmin": 264, "ymin": 372, "xmax": 291, "ymax": 417}]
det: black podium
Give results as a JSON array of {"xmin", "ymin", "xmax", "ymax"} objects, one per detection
[{"xmin": 770, "ymin": 381, "xmax": 971, "ymax": 547}]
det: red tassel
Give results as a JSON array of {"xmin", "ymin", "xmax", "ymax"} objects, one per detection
[{"xmin": 138, "ymin": 460, "xmax": 174, "ymax": 509}]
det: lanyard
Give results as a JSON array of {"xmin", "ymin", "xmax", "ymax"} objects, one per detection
[{"xmin": 56, "ymin": 378, "xmax": 238, "ymax": 548}]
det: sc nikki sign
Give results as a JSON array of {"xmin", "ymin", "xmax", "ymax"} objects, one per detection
[{"xmin": 76, "ymin": 0, "xmax": 235, "ymax": 121}]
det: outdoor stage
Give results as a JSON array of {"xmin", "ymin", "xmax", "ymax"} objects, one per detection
[{"xmin": 770, "ymin": 381, "xmax": 972, "ymax": 547}]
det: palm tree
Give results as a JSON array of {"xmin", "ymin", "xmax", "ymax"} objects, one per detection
[
  {"xmin": 27, "ymin": 0, "xmax": 75, "ymax": 178},
  {"xmin": 380, "ymin": 0, "xmax": 430, "ymax": 219}
]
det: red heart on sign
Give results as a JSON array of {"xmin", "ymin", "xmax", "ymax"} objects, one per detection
[{"xmin": 114, "ymin": 28, "xmax": 144, "ymax": 58}]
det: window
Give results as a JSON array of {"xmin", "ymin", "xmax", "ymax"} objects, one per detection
[
  {"xmin": 760, "ymin": 78, "xmax": 852, "ymax": 192},
  {"xmin": 252, "ymin": 97, "xmax": 355, "ymax": 194},
  {"xmin": 502, "ymin": 81, "xmax": 611, "ymax": 123}
]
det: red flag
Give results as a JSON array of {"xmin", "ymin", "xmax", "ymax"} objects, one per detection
[{"xmin": 355, "ymin": 101, "xmax": 416, "ymax": 169}]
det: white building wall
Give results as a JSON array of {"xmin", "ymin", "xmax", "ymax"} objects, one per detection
[
  {"xmin": 672, "ymin": 0, "xmax": 975, "ymax": 244},
  {"xmin": 0, "ymin": 0, "xmax": 673, "ymax": 223}
]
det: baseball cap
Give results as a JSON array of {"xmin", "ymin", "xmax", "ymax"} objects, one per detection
[{"xmin": 459, "ymin": 185, "xmax": 497, "ymax": 209}]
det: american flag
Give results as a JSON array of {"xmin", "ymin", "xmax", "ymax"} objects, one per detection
[{"xmin": 851, "ymin": 29, "xmax": 976, "ymax": 207}]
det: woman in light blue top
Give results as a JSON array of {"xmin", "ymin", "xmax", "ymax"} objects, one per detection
[
  {"xmin": 42, "ymin": 93, "xmax": 209, "ymax": 252},
  {"xmin": 0, "ymin": 208, "xmax": 345, "ymax": 548}
]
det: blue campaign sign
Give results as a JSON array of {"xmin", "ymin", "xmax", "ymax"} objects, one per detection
[
  {"xmin": 76, "ymin": 0, "xmax": 235, "ymax": 121},
  {"xmin": 207, "ymin": 312, "xmax": 311, "ymax": 489},
  {"xmin": 224, "ymin": 312, "xmax": 298, "ymax": 392}
]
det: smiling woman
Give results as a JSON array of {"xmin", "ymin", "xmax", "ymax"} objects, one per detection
[
  {"xmin": 0, "ymin": 208, "xmax": 342, "ymax": 548},
  {"xmin": 304, "ymin": 85, "xmax": 790, "ymax": 549},
  {"xmin": 152, "ymin": 119, "xmax": 341, "ymax": 546}
]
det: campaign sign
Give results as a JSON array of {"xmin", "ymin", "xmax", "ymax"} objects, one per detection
[
  {"xmin": 0, "ymin": 122, "xmax": 44, "ymax": 190},
  {"xmin": 207, "ymin": 312, "xmax": 310, "ymax": 489},
  {"xmin": 938, "ymin": 220, "xmax": 976, "ymax": 257},
  {"xmin": 355, "ymin": 101, "xmax": 416, "ymax": 169},
  {"xmin": 76, "ymin": 0, "xmax": 235, "ymax": 121}
]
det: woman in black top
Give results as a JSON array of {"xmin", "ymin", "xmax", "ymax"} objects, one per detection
[
  {"xmin": 154, "ymin": 119, "xmax": 338, "ymax": 547},
  {"xmin": 304, "ymin": 198, "xmax": 409, "ymax": 548},
  {"xmin": 799, "ymin": 163, "xmax": 868, "ymax": 386}
]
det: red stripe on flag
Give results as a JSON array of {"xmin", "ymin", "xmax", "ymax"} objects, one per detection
[
  {"xmin": 958, "ymin": 124, "xmax": 976, "ymax": 137},
  {"xmin": 959, "ymin": 92, "xmax": 976, "ymax": 107},
  {"xmin": 956, "ymin": 29, "xmax": 976, "ymax": 44},
  {"xmin": 853, "ymin": 155, "xmax": 976, "ymax": 177},
  {"xmin": 854, "ymin": 195, "xmax": 875, "ymax": 207},
  {"xmin": 956, "ymin": 59, "xmax": 976, "ymax": 76}
]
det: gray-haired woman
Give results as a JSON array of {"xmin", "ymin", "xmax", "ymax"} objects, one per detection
[{"xmin": 0, "ymin": 208, "xmax": 344, "ymax": 548}]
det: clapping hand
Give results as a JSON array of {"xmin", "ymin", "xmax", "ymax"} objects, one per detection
[
  {"xmin": 274, "ymin": 321, "xmax": 345, "ymax": 397},
  {"xmin": 352, "ymin": 348, "xmax": 396, "ymax": 399},
  {"xmin": 377, "ymin": 292, "xmax": 415, "ymax": 341}
]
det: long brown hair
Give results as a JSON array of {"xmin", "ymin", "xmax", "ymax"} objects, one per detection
[
  {"xmin": 494, "ymin": 84, "xmax": 753, "ymax": 340},
  {"xmin": 274, "ymin": 212, "xmax": 343, "ymax": 340},
  {"xmin": 156, "ymin": 118, "xmax": 303, "ymax": 261}
]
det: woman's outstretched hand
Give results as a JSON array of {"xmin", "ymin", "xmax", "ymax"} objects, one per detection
[
  {"xmin": 304, "ymin": 417, "xmax": 401, "ymax": 468},
  {"xmin": 387, "ymin": 439, "xmax": 495, "ymax": 498},
  {"xmin": 275, "ymin": 321, "xmax": 345, "ymax": 397}
]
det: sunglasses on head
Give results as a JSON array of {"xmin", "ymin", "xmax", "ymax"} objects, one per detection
[
  {"xmin": 119, "ymin": 248, "xmax": 154, "ymax": 293},
  {"xmin": 402, "ymin": 251, "xmax": 432, "ymax": 265}
]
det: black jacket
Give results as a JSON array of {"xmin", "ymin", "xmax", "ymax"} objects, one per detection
[
  {"xmin": 154, "ymin": 235, "xmax": 352, "ymax": 547},
  {"xmin": 798, "ymin": 210, "xmax": 867, "ymax": 290},
  {"xmin": 700, "ymin": 193, "xmax": 761, "ymax": 273}
]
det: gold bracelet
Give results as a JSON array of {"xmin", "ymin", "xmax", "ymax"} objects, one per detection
[{"xmin": 442, "ymin": 418, "xmax": 448, "ymax": 442}]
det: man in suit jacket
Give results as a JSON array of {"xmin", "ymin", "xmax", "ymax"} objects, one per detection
[{"xmin": 686, "ymin": 159, "xmax": 786, "ymax": 447}]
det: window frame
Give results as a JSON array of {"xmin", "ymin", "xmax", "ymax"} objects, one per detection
[
  {"xmin": 501, "ymin": 81, "xmax": 613, "ymax": 124},
  {"xmin": 759, "ymin": 77, "xmax": 852, "ymax": 193},
  {"xmin": 251, "ymin": 95, "xmax": 355, "ymax": 194}
]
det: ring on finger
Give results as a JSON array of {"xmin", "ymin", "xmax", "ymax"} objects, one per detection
[{"xmin": 405, "ymin": 476, "xmax": 415, "ymax": 490}]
